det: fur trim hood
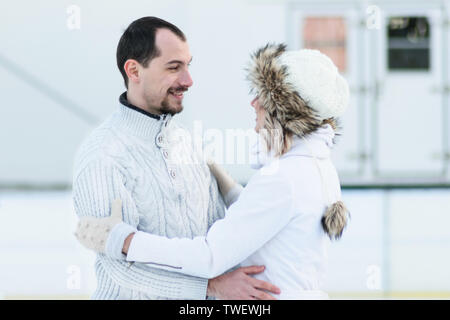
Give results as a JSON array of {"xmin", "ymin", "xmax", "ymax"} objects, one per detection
[{"xmin": 246, "ymin": 43, "xmax": 349, "ymax": 138}]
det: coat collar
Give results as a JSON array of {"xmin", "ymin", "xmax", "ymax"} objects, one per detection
[
  {"xmin": 119, "ymin": 92, "xmax": 161, "ymax": 120},
  {"xmin": 113, "ymin": 92, "xmax": 172, "ymax": 140},
  {"xmin": 250, "ymin": 124, "xmax": 335, "ymax": 169},
  {"xmin": 285, "ymin": 124, "xmax": 335, "ymax": 160}
]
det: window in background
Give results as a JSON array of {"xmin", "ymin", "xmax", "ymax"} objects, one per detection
[
  {"xmin": 387, "ymin": 17, "xmax": 430, "ymax": 70},
  {"xmin": 303, "ymin": 17, "xmax": 347, "ymax": 73}
]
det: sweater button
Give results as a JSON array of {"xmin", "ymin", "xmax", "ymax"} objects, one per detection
[
  {"xmin": 170, "ymin": 170, "xmax": 176, "ymax": 179},
  {"xmin": 163, "ymin": 150, "xmax": 169, "ymax": 159},
  {"xmin": 156, "ymin": 135, "xmax": 164, "ymax": 146}
]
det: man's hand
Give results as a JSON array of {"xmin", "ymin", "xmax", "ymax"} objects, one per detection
[
  {"xmin": 122, "ymin": 232, "xmax": 135, "ymax": 255},
  {"xmin": 207, "ymin": 266, "xmax": 280, "ymax": 300}
]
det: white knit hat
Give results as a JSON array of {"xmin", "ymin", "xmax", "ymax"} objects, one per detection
[
  {"xmin": 276, "ymin": 49, "xmax": 349, "ymax": 120},
  {"xmin": 247, "ymin": 43, "xmax": 349, "ymax": 138}
]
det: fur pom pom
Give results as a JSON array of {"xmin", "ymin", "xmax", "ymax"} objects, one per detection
[{"xmin": 321, "ymin": 200, "xmax": 349, "ymax": 240}]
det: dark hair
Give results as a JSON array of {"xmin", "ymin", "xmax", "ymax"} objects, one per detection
[{"xmin": 116, "ymin": 16, "xmax": 186, "ymax": 88}]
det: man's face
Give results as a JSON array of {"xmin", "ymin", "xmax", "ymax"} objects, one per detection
[{"xmin": 140, "ymin": 28, "xmax": 193, "ymax": 115}]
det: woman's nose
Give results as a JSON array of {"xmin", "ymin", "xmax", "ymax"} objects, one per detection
[{"xmin": 251, "ymin": 97, "xmax": 258, "ymax": 108}]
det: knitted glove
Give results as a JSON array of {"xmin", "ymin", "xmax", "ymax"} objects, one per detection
[
  {"xmin": 74, "ymin": 199, "xmax": 123, "ymax": 253},
  {"xmin": 206, "ymin": 159, "xmax": 243, "ymax": 208},
  {"xmin": 207, "ymin": 159, "xmax": 236, "ymax": 195}
]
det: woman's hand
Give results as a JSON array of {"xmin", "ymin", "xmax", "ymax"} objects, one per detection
[
  {"xmin": 74, "ymin": 199, "xmax": 124, "ymax": 253},
  {"xmin": 206, "ymin": 159, "xmax": 243, "ymax": 208}
]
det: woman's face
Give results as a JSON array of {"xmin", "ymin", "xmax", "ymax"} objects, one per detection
[{"xmin": 251, "ymin": 97, "xmax": 266, "ymax": 133}]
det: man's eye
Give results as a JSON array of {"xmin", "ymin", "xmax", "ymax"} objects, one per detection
[{"xmin": 169, "ymin": 66, "xmax": 179, "ymax": 70}]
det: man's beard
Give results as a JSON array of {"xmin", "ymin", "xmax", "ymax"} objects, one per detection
[
  {"xmin": 159, "ymin": 86, "xmax": 188, "ymax": 115},
  {"xmin": 144, "ymin": 86, "xmax": 187, "ymax": 116},
  {"xmin": 160, "ymin": 96, "xmax": 184, "ymax": 115}
]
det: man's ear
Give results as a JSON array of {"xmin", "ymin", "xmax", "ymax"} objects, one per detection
[{"xmin": 124, "ymin": 59, "xmax": 140, "ymax": 85}]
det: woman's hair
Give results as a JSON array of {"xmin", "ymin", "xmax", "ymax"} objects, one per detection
[
  {"xmin": 258, "ymin": 114, "xmax": 291, "ymax": 157},
  {"xmin": 260, "ymin": 104, "xmax": 337, "ymax": 157}
]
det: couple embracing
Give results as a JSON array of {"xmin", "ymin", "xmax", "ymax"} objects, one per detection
[{"xmin": 73, "ymin": 16, "xmax": 350, "ymax": 300}]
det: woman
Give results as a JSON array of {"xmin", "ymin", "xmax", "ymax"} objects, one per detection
[{"xmin": 76, "ymin": 44, "xmax": 350, "ymax": 299}]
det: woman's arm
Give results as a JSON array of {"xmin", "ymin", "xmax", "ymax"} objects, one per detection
[
  {"xmin": 73, "ymin": 157, "xmax": 209, "ymax": 299},
  {"xmin": 126, "ymin": 171, "xmax": 295, "ymax": 279},
  {"xmin": 73, "ymin": 157, "xmax": 138, "ymax": 259}
]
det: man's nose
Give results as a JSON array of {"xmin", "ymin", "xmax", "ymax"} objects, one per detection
[{"xmin": 180, "ymin": 70, "xmax": 193, "ymax": 88}]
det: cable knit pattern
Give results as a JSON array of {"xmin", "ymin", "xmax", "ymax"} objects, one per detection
[{"xmin": 72, "ymin": 102, "xmax": 226, "ymax": 299}]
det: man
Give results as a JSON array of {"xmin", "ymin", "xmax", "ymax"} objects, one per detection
[{"xmin": 73, "ymin": 16, "xmax": 279, "ymax": 299}]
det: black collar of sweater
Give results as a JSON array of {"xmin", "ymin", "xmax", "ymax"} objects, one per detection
[{"xmin": 119, "ymin": 92, "xmax": 161, "ymax": 120}]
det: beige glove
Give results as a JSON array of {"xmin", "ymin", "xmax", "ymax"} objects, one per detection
[
  {"xmin": 206, "ymin": 159, "xmax": 243, "ymax": 208},
  {"xmin": 74, "ymin": 199, "xmax": 123, "ymax": 253},
  {"xmin": 207, "ymin": 159, "xmax": 236, "ymax": 195}
]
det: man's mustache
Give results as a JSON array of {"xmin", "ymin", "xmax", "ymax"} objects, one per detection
[{"xmin": 168, "ymin": 86, "xmax": 189, "ymax": 94}]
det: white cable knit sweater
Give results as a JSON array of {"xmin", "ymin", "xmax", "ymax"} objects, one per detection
[{"xmin": 72, "ymin": 94, "xmax": 226, "ymax": 299}]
